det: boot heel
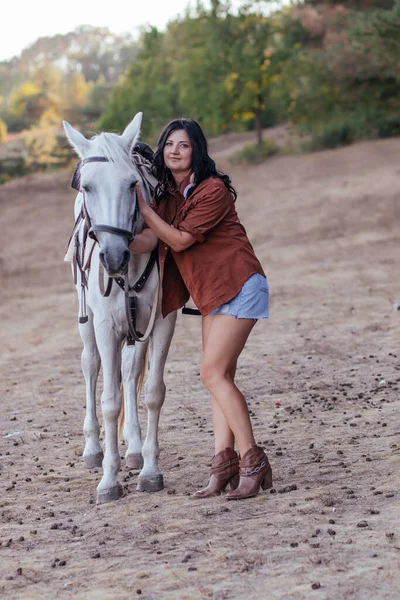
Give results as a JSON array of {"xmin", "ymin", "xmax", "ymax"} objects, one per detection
[
  {"xmin": 261, "ymin": 468, "xmax": 273, "ymax": 490},
  {"xmin": 229, "ymin": 474, "xmax": 240, "ymax": 491}
]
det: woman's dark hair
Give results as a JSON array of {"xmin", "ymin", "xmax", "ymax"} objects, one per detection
[{"xmin": 152, "ymin": 118, "xmax": 237, "ymax": 202}]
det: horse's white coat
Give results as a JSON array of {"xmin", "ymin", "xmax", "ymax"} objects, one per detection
[{"xmin": 63, "ymin": 113, "xmax": 177, "ymax": 503}]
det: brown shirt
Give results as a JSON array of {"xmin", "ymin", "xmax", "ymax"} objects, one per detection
[{"xmin": 153, "ymin": 176, "xmax": 265, "ymax": 317}]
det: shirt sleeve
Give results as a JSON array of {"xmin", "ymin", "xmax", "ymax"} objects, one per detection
[{"xmin": 178, "ymin": 179, "xmax": 232, "ymax": 243}]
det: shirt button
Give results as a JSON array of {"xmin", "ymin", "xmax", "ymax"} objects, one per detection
[{"xmin": 164, "ymin": 246, "xmax": 168, "ymax": 250}]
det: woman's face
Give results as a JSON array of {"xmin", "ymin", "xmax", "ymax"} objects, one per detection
[{"xmin": 163, "ymin": 128, "xmax": 193, "ymax": 179}]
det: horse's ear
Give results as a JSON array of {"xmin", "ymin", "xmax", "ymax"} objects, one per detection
[
  {"xmin": 121, "ymin": 112, "xmax": 143, "ymax": 151},
  {"xmin": 63, "ymin": 121, "xmax": 90, "ymax": 158}
]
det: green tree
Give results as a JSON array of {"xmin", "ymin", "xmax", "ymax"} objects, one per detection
[
  {"xmin": 275, "ymin": 0, "xmax": 400, "ymax": 144},
  {"xmin": 99, "ymin": 27, "xmax": 180, "ymax": 140},
  {"xmin": 224, "ymin": 10, "xmax": 276, "ymax": 145}
]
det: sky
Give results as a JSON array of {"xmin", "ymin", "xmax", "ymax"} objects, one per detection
[{"xmin": 1, "ymin": 0, "xmax": 201, "ymax": 61}]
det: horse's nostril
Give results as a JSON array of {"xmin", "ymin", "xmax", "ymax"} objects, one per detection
[
  {"xmin": 99, "ymin": 252, "xmax": 106, "ymax": 267},
  {"xmin": 123, "ymin": 250, "xmax": 130, "ymax": 265}
]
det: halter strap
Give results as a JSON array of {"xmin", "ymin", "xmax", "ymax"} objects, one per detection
[
  {"xmin": 88, "ymin": 224, "xmax": 134, "ymax": 241},
  {"xmin": 80, "ymin": 155, "xmax": 137, "ymax": 242},
  {"xmin": 82, "ymin": 156, "xmax": 110, "ymax": 165}
]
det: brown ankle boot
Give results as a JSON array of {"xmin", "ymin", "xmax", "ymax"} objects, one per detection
[
  {"xmin": 225, "ymin": 445, "xmax": 272, "ymax": 500},
  {"xmin": 192, "ymin": 448, "xmax": 239, "ymax": 498}
]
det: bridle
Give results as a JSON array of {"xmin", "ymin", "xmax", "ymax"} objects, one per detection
[
  {"xmin": 81, "ymin": 156, "xmax": 140, "ymax": 243},
  {"xmin": 74, "ymin": 154, "xmax": 159, "ymax": 345}
]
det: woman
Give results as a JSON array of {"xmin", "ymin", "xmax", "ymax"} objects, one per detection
[{"xmin": 130, "ymin": 118, "xmax": 272, "ymax": 500}]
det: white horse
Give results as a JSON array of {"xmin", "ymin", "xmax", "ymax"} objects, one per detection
[{"xmin": 63, "ymin": 112, "xmax": 177, "ymax": 504}]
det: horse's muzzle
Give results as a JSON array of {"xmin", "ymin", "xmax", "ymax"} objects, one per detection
[{"xmin": 99, "ymin": 249, "xmax": 131, "ymax": 277}]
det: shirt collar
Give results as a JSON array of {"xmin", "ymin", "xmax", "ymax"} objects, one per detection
[{"xmin": 168, "ymin": 172, "xmax": 193, "ymax": 196}]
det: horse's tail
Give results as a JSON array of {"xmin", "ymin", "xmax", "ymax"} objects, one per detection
[{"xmin": 118, "ymin": 342, "xmax": 150, "ymax": 441}]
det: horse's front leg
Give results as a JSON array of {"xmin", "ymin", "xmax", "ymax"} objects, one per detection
[
  {"xmin": 95, "ymin": 327, "xmax": 123, "ymax": 504},
  {"xmin": 137, "ymin": 311, "xmax": 177, "ymax": 492},
  {"xmin": 79, "ymin": 307, "xmax": 103, "ymax": 468},
  {"xmin": 121, "ymin": 341, "xmax": 148, "ymax": 469}
]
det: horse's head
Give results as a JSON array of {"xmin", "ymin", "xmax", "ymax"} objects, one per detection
[{"xmin": 63, "ymin": 112, "xmax": 147, "ymax": 277}]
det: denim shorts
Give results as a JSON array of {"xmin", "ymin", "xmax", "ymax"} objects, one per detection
[{"xmin": 208, "ymin": 273, "xmax": 269, "ymax": 319}]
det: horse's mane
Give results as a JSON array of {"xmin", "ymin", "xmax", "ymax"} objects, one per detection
[{"xmin": 91, "ymin": 132, "xmax": 139, "ymax": 175}]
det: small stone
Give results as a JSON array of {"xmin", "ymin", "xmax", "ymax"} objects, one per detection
[
  {"xmin": 278, "ymin": 484, "xmax": 298, "ymax": 494},
  {"xmin": 311, "ymin": 582, "xmax": 321, "ymax": 590},
  {"xmin": 357, "ymin": 520, "xmax": 368, "ymax": 528},
  {"xmin": 91, "ymin": 552, "xmax": 101, "ymax": 559}
]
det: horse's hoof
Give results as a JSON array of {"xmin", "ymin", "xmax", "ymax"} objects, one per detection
[
  {"xmin": 83, "ymin": 452, "xmax": 104, "ymax": 469},
  {"xmin": 96, "ymin": 484, "xmax": 123, "ymax": 504},
  {"xmin": 126, "ymin": 453, "xmax": 144, "ymax": 470},
  {"xmin": 137, "ymin": 474, "xmax": 164, "ymax": 492}
]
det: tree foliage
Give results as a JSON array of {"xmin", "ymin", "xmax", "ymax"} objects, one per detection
[
  {"xmin": 0, "ymin": 26, "xmax": 137, "ymax": 132},
  {"xmin": 1, "ymin": 0, "xmax": 398, "ymax": 176}
]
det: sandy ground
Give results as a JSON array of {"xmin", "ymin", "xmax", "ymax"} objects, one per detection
[{"xmin": 1, "ymin": 134, "xmax": 400, "ymax": 600}]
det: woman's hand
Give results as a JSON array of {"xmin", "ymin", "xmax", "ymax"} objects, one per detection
[
  {"xmin": 135, "ymin": 183, "xmax": 196, "ymax": 252},
  {"xmin": 136, "ymin": 184, "xmax": 150, "ymax": 219}
]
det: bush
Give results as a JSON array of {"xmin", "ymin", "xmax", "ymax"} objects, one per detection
[
  {"xmin": 376, "ymin": 117, "xmax": 400, "ymax": 139},
  {"xmin": 301, "ymin": 122, "xmax": 355, "ymax": 152},
  {"xmin": 230, "ymin": 139, "xmax": 279, "ymax": 164}
]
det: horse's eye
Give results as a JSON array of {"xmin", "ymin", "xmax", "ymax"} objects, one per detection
[
  {"xmin": 81, "ymin": 184, "xmax": 91, "ymax": 193},
  {"xmin": 130, "ymin": 181, "xmax": 138, "ymax": 191}
]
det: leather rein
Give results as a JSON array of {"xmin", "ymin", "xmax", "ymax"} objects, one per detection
[{"xmin": 75, "ymin": 155, "xmax": 159, "ymax": 345}]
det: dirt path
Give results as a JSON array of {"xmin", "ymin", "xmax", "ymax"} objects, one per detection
[{"xmin": 1, "ymin": 137, "xmax": 400, "ymax": 599}]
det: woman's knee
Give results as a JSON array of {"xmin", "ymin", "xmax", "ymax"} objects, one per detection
[{"xmin": 200, "ymin": 361, "xmax": 226, "ymax": 391}]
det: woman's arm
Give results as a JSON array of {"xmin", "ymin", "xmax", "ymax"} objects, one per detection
[
  {"xmin": 136, "ymin": 187, "xmax": 196, "ymax": 252},
  {"xmin": 129, "ymin": 228, "xmax": 158, "ymax": 254}
]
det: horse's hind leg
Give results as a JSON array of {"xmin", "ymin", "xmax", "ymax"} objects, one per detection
[
  {"xmin": 121, "ymin": 342, "xmax": 148, "ymax": 470},
  {"xmin": 79, "ymin": 308, "xmax": 103, "ymax": 469},
  {"xmin": 137, "ymin": 311, "xmax": 177, "ymax": 492}
]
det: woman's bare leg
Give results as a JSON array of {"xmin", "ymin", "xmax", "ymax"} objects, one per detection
[
  {"xmin": 202, "ymin": 316, "xmax": 236, "ymax": 453},
  {"xmin": 201, "ymin": 315, "xmax": 257, "ymax": 458}
]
